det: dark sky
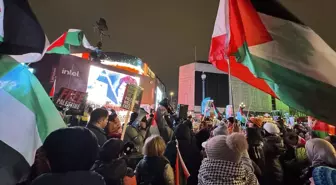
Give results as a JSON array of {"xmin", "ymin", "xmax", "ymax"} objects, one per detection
[{"xmin": 30, "ymin": 0, "xmax": 336, "ymax": 94}]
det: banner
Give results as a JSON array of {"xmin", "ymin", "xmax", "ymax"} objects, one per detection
[
  {"xmin": 54, "ymin": 87, "xmax": 87, "ymax": 111},
  {"xmin": 56, "ymin": 55, "xmax": 91, "ymax": 93},
  {"xmin": 121, "ymin": 84, "xmax": 143, "ymax": 112}
]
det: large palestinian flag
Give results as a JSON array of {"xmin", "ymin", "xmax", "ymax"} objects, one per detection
[
  {"xmin": 0, "ymin": 0, "xmax": 49, "ymax": 63},
  {"xmin": 209, "ymin": 0, "xmax": 336, "ymax": 124},
  {"xmin": 0, "ymin": 0, "xmax": 65, "ymax": 184},
  {"xmin": 47, "ymin": 29, "xmax": 95, "ymax": 55}
]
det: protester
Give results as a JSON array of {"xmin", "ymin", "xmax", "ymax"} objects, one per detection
[
  {"xmin": 195, "ymin": 121, "xmax": 211, "ymax": 151},
  {"xmin": 86, "ymin": 108, "xmax": 109, "ymax": 146},
  {"xmin": 31, "ymin": 127, "xmax": 105, "ymax": 185},
  {"xmin": 164, "ymin": 123, "xmax": 202, "ymax": 185},
  {"xmin": 135, "ymin": 135, "xmax": 174, "ymax": 185},
  {"xmin": 92, "ymin": 138, "xmax": 135, "ymax": 185},
  {"xmin": 124, "ymin": 112, "xmax": 146, "ymax": 153},
  {"xmin": 198, "ymin": 134, "xmax": 259, "ymax": 185},
  {"xmin": 262, "ymin": 122, "xmax": 285, "ymax": 185},
  {"xmin": 212, "ymin": 120, "xmax": 228, "ymax": 136},
  {"xmin": 105, "ymin": 110, "xmax": 122, "ymax": 139},
  {"xmin": 246, "ymin": 127, "xmax": 265, "ymax": 174},
  {"xmin": 300, "ymin": 138, "xmax": 336, "ymax": 184}
]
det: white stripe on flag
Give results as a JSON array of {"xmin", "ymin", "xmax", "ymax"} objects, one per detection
[
  {"xmin": 0, "ymin": 89, "xmax": 42, "ymax": 165},
  {"xmin": 249, "ymin": 13, "xmax": 336, "ymax": 88},
  {"xmin": 10, "ymin": 36, "xmax": 50, "ymax": 63},
  {"xmin": 212, "ymin": 0, "xmax": 229, "ymax": 37}
]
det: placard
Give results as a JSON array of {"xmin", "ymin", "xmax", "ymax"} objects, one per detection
[
  {"xmin": 55, "ymin": 87, "xmax": 87, "ymax": 111},
  {"xmin": 121, "ymin": 84, "xmax": 143, "ymax": 112}
]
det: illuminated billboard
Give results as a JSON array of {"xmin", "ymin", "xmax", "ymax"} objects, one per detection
[
  {"xmin": 155, "ymin": 87, "xmax": 163, "ymax": 110},
  {"xmin": 87, "ymin": 65, "xmax": 140, "ymax": 106}
]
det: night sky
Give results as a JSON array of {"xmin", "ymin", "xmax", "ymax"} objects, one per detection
[{"xmin": 30, "ymin": 0, "xmax": 336, "ymax": 94}]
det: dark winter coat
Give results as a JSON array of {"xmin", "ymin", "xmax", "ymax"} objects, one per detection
[
  {"xmin": 135, "ymin": 156, "xmax": 174, "ymax": 185},
  {"xmin": 86, "ymin": 123, "xmax": 107, "ymax": 147},
  {"xmin": 263, "ymin": 135, "xmax": 286, "ymax": 185},
  {"xmin": 195, "ymin": 128, "xmax": 210, "ymax": 151},
  {"xmin": 31, "ymin": 171, "xmax": 105, "ymax": 185},
  {"xmin": 164, "ymin": 124, "xmax": 202, "ymax": 185},
  {"xmin": 92, "ymin": 158, "xmax": 132, "ymax": 185}
]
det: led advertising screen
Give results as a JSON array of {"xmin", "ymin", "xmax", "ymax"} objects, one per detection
[
  {"xmin": 87, "ymin": 65, "xmax": 140, "ymax": 106},
  {"xmin": 155, "ymin": 87, "xmax": 163, "ymax": 110}
]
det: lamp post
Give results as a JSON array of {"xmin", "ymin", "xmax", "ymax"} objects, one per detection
[
  {"xmin": 201, "ymin": 72, "xmax": 206, "ymax": 100},
  {"xmin": 170, "ymin": 91, "xmax": 174, "ymax": 103}
]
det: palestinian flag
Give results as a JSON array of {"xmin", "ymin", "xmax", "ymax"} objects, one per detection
[
  {"xmin": 0, "ymin": 0, "xmax": 49, "ymax": 63},
  {"xmin": 175, "ymin": 141, "xmax": 190, "ymax": 185},
  {"xmin": 47, "ymin": 29, "xmax": 95, "ymax": 55},
  {"xmin": 0, "ymin": 1, "xmax": 65, "ymax": 183},
  {"xmin": 210, "ymin": 0, "xmax": 336, "ymax": 124}
]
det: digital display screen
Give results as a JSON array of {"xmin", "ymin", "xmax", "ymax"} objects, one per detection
[
  {"xmin": 86, "ymin": 65, "xmax": 140, "ymax": 106},
  {"xmin": 155, "ymin": 87, "xmax": 163, "ymax": 110}
]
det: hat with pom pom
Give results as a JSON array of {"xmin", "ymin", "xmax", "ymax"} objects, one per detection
[{"xmin": 205, "ymin": 133, "xmax": 248, "ymax": 163}]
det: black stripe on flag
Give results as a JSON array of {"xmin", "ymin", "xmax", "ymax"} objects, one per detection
[
  {"xmin": 0, "ymin": 141, "xmax": 30, "ymax": 185},
  {"xmin": 0, "ymin": 0, "xmax": 45, "ymax": 55},
  {"xmin": 251, "ymin": 0, "xmax": 304, "ymax": 25}
]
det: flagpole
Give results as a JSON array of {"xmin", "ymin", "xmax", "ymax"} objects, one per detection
[{"xmin": 227, "ymin": 58, "xmax": 235, "ymax": 116}]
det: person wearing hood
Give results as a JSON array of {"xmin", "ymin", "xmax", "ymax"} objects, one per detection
[
  {"xmin": 124, "ymin": 112, "xmax": 146, "ymax": 153},
  {"xmin": 262, "ymin": 122, "xmax": 285, "ymax": 185},
  {"xmin": 92, "ymin": 138, "xmax": 135, "ymax": 185},
  {"xmin": 164, "ymin": 123, "xmax": 202, "ymax": 185},
  {"xmin": 300, "ymin": 138, "xmax": 336, "ymax": 185},
  {"xmin": 198, "ymin": 134, "xmax": 259, "ymax": 185},
  {"xmin": 31, "ymin": 127, "xmax": 105, "ymax": 185},
  {"xmin": 146, "ymin": 99, "xmax": 173, "ymax": 143},
  {"xmin": 212, "ymin": 120, "xmax": 228, "ymax": 136},
  {"xmin": 86, "ymin": 108, "xmax": 109, "ymax": 146}
]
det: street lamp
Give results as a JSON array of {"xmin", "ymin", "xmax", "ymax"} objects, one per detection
[
  {"xmin": 170, "ymin": 91, "xmax": 174, "ymax": 103},
  {"xmin": 239, "ymin": 102, "xmax": 246, "ymax": 109},
  {"xmin": 201, "ymin": 72, "xmax": 206, "ymax": 100}
]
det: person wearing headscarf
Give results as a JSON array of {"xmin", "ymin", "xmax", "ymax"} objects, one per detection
[
  {"xmin": 198, "ymin": 134, "xmax": 259, "ymax": 185},
  {"xmin": 31, "ymin": 127, "xmax": 105, "ymax": 185},
  {"xmin": 311, "ymin": 166, "xmax": 336, "ymax": 185},
  {"xmin": 262, "ymin": 122, "xmax": 285, "ymax": 185},
  {"xmin": 164, "ymin": 123, "xmax": 202, "ymax": 185},
  {"xmin": 300, "ymin": 138, "xmax": 336, "ymax": 184},
  {"xmin": 92, "ymin": 138, "xmax": 135, "ymax": 185}
]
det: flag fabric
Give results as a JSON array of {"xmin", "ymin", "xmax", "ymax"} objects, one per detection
[
  {"xmin": 210, "ymin": 0, "xmax": 336, "ymax": 124},
  {"xmin": 0, "ymin": 1, "xmax": 65, "ymax": 183},
  {"xmin": 0, "ymin": 56, "xmax": 66, "ymax": 184},
  {"xmin": 201, "ymin": 97, "xmax": 211, "ymax": 116},
  {"xmin": 47, "ymin": 29, "xmax": 95, "ymax": 55},
  {"xmin": 175, "ymin": 140, "xmax": 190, "ymax": 185},
  {"xmin": 0, "ymin": 0, "xmax": 49, "ymax": 63},
  {"xmin": 49, "ymin": 78, "xmax": 56, "ymax": 97}
]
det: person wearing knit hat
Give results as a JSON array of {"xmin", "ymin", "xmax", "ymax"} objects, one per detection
[
  {"xmin": 312, "ymin": 166, "xmax": 336, "ymax": 185},
  {"xmin": 212, "ymin": 121, "xmax": 228, "ymax": 136},
  {"xmin": 262, "ymin": 122, "xmax": 285, "ymax": 185},
  {"xmin": 198, "ymin": 134, "xmax": 259, "ymax": 185},
  {"xmin": 263, "ymin": 122, "xmax": 280, "ymax": 135}
]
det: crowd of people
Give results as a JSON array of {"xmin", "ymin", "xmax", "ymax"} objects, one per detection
[{"xmin": 16, "ymin": 100, "xmax": 336, "ymax": 185}]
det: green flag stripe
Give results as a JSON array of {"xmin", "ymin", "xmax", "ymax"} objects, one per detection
[
  {"xmin": 0, "ymin": 57, "xmax": 65, "ymax": 141},
  {"xmin": 65, "ymin": 31, "xmax": 82, "ymax": 46},
  {"xmin": 236, "ymin": 42, "xmax": 336, "ymax": 124}
]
